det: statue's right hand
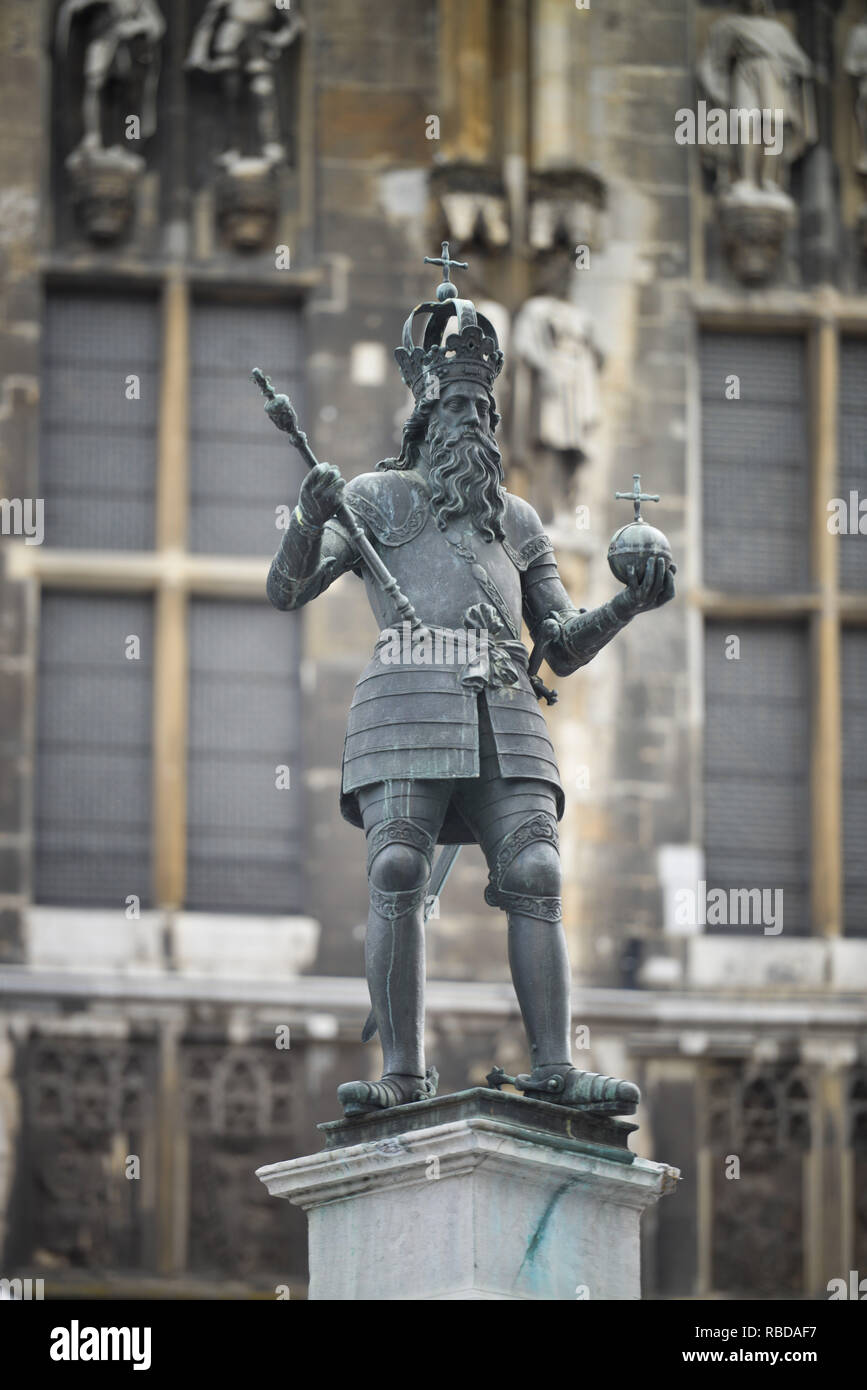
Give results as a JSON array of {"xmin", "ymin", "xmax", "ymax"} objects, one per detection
[{"xmin": 298, "ymin": 463, "xmax": 345, "ymax": 528}]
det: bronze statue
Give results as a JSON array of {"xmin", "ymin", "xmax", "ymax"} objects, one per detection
[{"xmin": 257, "ymin": 246, "xmax": 675, "ymax": 1119}]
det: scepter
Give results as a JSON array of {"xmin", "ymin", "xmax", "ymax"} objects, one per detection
[{"xmin": 252, "ymin": 367, "xmax": 426, "ymax": 633}]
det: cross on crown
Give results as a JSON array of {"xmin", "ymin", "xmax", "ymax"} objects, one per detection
[{"xmin": 424, "ymin": 241, "xmax": 469, "ymax": 302}]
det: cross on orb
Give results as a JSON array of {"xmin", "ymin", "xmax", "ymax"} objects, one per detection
[{"xmin": 614, "ymin": 473, "xmax": 661, "ymax": 523}]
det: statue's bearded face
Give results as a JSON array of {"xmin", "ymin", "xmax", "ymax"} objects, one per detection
[{"xmin": 425, "ymin": 381, "xmax": 505, "ymax": 542}]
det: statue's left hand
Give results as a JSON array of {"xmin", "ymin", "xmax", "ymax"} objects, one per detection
[{"xmin": 618, "ymin": 556, "xmax": 676, "ymax": 615}]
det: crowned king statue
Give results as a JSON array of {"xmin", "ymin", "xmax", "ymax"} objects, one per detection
[{"xmin": 257, "ymin": 245, "xmax": 675, "ymax": 1119}]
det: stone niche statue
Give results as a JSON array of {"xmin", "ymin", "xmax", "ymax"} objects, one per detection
[
  {"xmin": 697, "ymin": 0, "xmax": 817, "ymax": 283},
  {"xmin": 845, "ymin": 17, "xmax": 867, "ymax": 260},
  {"xmin": 256, "ymin": 247, "xmax": 676, "ymax": 1120},
  {"xmin": 512, "ymin": 297, "xmax": 601, "ymax": 458},
  {"xmin": 55, "ymin": 0, "xmax": 166, "ymax": 242},
  {"xmin": 845, "ymin": 19, "xmax": 867, "ymax": 177},
  {"xmin": 185, "ymin": 0, "xmax": 305, "ymax": 251},
  {"xmin": 510, "ymin": 294, "xmax": 603, "ymax": 531}
]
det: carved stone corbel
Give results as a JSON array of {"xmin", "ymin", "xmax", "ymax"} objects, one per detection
[
  {"xmin": 527, "ymin": 167, "xmax": 606, "ymax": 257},
  {"xmin": 215, "ymin": 159, "xmax": 281, "ymax": 254},
  {"xmin": 429, "ymin": 161, "xmax": 510, "ymax": 251}
]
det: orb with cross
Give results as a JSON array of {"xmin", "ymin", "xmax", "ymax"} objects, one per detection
[{"xmin": 607, "ymin": 474, "xmax": 673, "ymax": 585}]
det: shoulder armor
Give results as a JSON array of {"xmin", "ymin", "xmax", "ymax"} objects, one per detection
[
  {"xmin": 502, "ymin": 493, "xmax": 554, "ymax": 571},
  {"xmin": 344, "ymin": 470, "xmax": 430, "ymax": 547}
]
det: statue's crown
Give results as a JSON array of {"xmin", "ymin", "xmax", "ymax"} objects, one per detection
[{"xmin": 395, "ymin": 243, "xmax": 503, "ymax": 401}]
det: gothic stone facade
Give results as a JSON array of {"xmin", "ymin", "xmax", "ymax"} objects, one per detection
[{"xmin": 0, "ymin": 0, "xmax": 866, "ymax": 1299}]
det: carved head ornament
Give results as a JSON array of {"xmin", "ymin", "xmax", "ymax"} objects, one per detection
[{"xmin": 394, "ymin": 243, "xmax": 504, "ymax": 402}]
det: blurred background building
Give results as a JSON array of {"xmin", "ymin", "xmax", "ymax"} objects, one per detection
[{"xmin": 0, "ymin": 0, "xmax": 866, "ymax": 1299}]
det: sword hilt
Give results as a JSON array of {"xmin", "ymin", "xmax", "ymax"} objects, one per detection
[{"xmin": 528, "ymin": 615, "xmax": 561, "ymax": 705}]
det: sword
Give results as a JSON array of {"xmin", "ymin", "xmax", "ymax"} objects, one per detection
[{"xmin": 528, "ymin": 615, "xmax": 561, "ymax": 705}]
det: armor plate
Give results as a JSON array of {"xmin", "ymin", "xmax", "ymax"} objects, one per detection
[{"xmin": 337, "ymin": 470, "xmax": 564, "ymax": 844}]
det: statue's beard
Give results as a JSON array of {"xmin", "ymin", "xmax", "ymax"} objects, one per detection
[{"xmin": 426, "ymin": 418, "xmax": 506, "ymax": 542}]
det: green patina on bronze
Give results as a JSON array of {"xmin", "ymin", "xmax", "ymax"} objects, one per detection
[{"xmin": 257, "ymin": 247, "xmax": 676, "ymax": 1124}]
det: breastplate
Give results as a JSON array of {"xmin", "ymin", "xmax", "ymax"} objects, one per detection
[{"xmin": 364, "ymin": 513, "xmax": 522, "ymax": 633}]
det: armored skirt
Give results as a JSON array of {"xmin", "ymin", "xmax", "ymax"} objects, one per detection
[{"xmin": 339, "ymin": 643, "xmax": 565, "ymax": 845}]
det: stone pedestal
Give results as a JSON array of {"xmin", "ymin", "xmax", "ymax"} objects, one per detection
[{"xmin": 257, "ymin": 1088, "xmax": 679, "ymax": 1301}]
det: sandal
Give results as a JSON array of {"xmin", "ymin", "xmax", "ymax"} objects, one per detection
[{"xmin": 337, "ymin": 1066, "xmax": 438, "ymax": 1117}]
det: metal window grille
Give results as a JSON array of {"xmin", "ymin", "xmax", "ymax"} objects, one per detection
[
  {"xmin": 185, "ymin": 597, "xmax": 304, "ymax": 912},
  {"xmin": 35, "ymin": 593, "xmax": 154, "ymax": 906},
  {"xmin": 40, "ymin": 290, "xmax": 159, "ymax": 550}
]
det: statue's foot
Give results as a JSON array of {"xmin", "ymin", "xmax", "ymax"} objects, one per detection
[
  {"xmin": 337, "ymin": 1067, "xmax": 438, "ymax": 1118},
  {"xmin": 516, "ymin": 1064, "xmax": 639, "ymax": 1115}
]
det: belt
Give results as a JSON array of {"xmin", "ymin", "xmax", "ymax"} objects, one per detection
[
  {"xmin": 372, "ymin": 601, "xmax": 528, "ymax": 694},
  {"xmin": 458, "ymin": 602, "xmax": 526, "ymax": 693}
]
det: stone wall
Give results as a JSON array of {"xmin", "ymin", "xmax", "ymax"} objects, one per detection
[
  {"xmin": 0, "ymin": 0, "xmax": 43, "ymax": 967},
  {"xmin": 1, "ymin": 0, "xmax": 866, "ymax": 1301}
]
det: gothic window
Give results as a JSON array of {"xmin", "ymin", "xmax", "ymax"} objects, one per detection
[
  {"xmin": 189, "ymin": 300, "xmax": 305, "ymax": 556},
  {"xmin": 852, "ymin": 1068, "xmax": 867, "ymax": 1274},
  {"xmin": 705, "ymin": 1061, "xmax": 811, "ymax": 1297},
  {"xmin": 843, "ymin": 631, "xmax": 867, "ymax": 937},
  {"xmin": 700, "ymin": 333, "xmax": 808, "ymax": 593},
  {"xmin": 700, "ymin": 325, "xmax": 867, "ymax": 938},
  {"xmin": 839, "ymin": 340, "xmax": 867, "ymax": 593},
  {"xmin": 40, "ymin": 289, "xmax": 160, "ymax": 549},
  {"xmin": 186, "ymin": 598, "xmax": 303, "ymax": 913},
  {"xmin": 36, "ymin": 593, "xmax": 154, "ymax": 907},
  {"xmin": 181, "ymin": 1041, "xmax": 300, "ymax": 1279},
  {"xmin": 6, "ymin": 1034, "xmax": 158, "ymax": 1273},
  {"xmin": 32, "ymin": 283, "xmax": 306, "ymax": 914},
  {"xmin": 704, "ymin": 620, "xmax": 809, "ymax": 934}
]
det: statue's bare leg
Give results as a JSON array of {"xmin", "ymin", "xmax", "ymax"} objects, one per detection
[
  {"xmin": 219, "ymin": 69, "xmax": 242, "ymax": 164},
  {"xmin": 250, "ymin": 66, "xmax": 284, "ymax": 164},
  {"xmin": 337, "ymin": 779, "xmax": 450, "ymax": 1116},
  {"xmin": 82, "ymin": 37, "xmax": 116, "ymax": 150}
]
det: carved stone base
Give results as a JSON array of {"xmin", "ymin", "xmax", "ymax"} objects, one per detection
[
  {"xmin": 65, "ymin": 145, "xmax": 145, "ymax": 243},
  {"xmin": 257, "ymin": 1087, "xmax": 679, "ymax": 1300},
  {"xmin": 718, "ymin": 181, "xmax": 795, "ymax": 284},
  {"xmin": 215, "ymin": 157, "xmax": 279, "ymax": 252}
]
